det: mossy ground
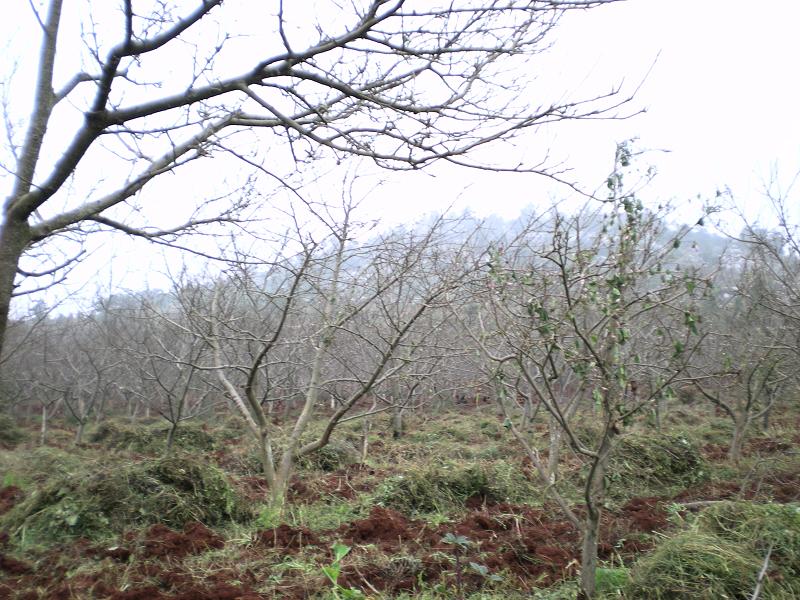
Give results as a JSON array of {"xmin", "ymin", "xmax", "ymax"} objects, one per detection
[{"xmin": 0, "ymin": 402, "xmax": 798, "ymax": 599}]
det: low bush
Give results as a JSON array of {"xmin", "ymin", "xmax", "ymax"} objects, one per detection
[
  {"xmin": 625, "ymin": 531, "xmax": 760, "ymax": 599},
  {"xmin": 694, "ymin": 501, "xmax": 800, "ymax": 580}
]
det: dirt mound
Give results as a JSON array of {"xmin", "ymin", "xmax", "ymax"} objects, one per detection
[
  {"xmin": 0, "ymin": 486, "xmax": 23, "ymax": 515},
  {"xmin": 254, "ymin": 523, "xmax": 318, "ymax": 550},
  {"xmin": 747, "ymin": 437, "xmax": 792, "ymax": 455},
  {"xmin": 0, "ymin": 552, "xmax": 32, "ymax": 575},
  {"xmin": 140, "ymin": 522, "xmax": 225, "ymax": 559},
  {"xmin": 109, "ymin": 586, "xmax": 167, "ymax": 599},
  {"xmin": 619, "ymin": 496, "xmax": 669, "ymax": 533},
  {"xmin": 337, "ymin": 506, "xmax": 419, "ymax": 547}
]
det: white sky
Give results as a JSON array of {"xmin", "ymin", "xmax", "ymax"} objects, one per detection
[
  {"xmin": 3, "ymin": 0, "xmax": 800, "ymax": 308},
  {"xmin": 364, "ymin": 0, "xmax": 800, "ymax": 224}
]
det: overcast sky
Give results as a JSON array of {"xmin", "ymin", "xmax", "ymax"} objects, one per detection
[
  {"xmin": 363, "ymin": 0, "xmax": 800, "ymax": 225},
  {"xmin": 3, "ymin": 0, "xmax": 800, "ymax": 307}
]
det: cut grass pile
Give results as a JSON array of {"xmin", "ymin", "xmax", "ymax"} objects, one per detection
[
  {"xmin": 298, "ymin": 440, "xmax": 360, "ymax": 472},
  {"xmin": 88, "ymin": 419, "xmax": 219, "ymax": 453},
  {"xmin": 0, "ymin": 453, "xmax": 251, "ymax": 545},
  {"xmin": 605, "ymin": 432, "xmax": 707, "ymax": 496},
  {"xmin": 0, "ymin": 413, "xmax": 26, "ymax": 448},
  {"xmin": 625, "ymin": 501, "xmax": 800, "ymax": 599},
  {"xmin": 373, "ymin": 459, "xmax": 539, "ymax": 514}
]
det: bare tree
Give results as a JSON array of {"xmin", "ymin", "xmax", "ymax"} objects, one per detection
[
  {"xmin": 689, "ymin": 247, "xmax": 795, "ymax": 461},
  {"xmin": 201, "ymin": 204, "xmax": 480, "ymax": 510},
  {"xmin": 1, "ymin": 0, "xmax": 631, "ymax": 358},
  {"xmin": 461, "ymin": 145, "xmax": 709, "ymax": 598}
]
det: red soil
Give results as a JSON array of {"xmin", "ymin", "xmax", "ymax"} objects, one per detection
[
  {"xmin": 253, "ymin": 523, "xmax": 318, "ymax": 550},
  {"xmin": 140, "ymin": 521, "xmax": 225, "ymax": 559},
  {"xmin": 0, "ymin": 486, "xmax": 23, "ymax": 515}
]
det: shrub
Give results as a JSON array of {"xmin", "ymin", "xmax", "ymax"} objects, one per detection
[
  {"xmin": 625, "ymin": 531, "xmax": 760, "ymax": 599},
  {"xmin": 694, "ymin": 501, "xmax": 800, "ymax": 579}
]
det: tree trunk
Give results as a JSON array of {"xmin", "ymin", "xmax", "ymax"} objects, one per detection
[
  {"xmin": 547, "ymin": 414, "xmax": 562, "ymax": 482},
  {"xmin": 521, "ymin": 396, "xmax": 533, "ymax": 429},
  {"xmin": 579, "ymin": 432, "xmax": 614, "ymax": 599},
  {"xmin": 74, "ymin": 419, "xmax": 85, "ymax": 445},
  {"xmin": 270, "ymin": 454, "xmax": 295, "ymax": 512},
  {"xmin": 762, "ymin": 405, "xmax": 772, "ymax": 430},
  {"xmin": 728, "ymin": 417, "xmax": 748, "ymax": 463},
  {"xmin": 0, "ymin": 219, "xmax": 31, "ymax": 359},
  {"xmin": 392, "ymin": 405, "xmax": 404, "ymax": 439},
  {"xmin": 165, "ymin": 421, "xmax": 178, "ymax": 451},
  {"xmin": 40, "ymin": 404, "xmax": 48, "ymax": 446},
  {"xmin": 653, "ymin": 394, "xmax": 663, "ymax": 431},
  {"xmin": 360, "ymin": 417, "xmax": 371, "ymax": 464}
]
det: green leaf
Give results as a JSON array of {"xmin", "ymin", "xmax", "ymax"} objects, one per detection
[
  {"xmin": 442, "ymin": 533, "xmax": 470, "ymax": 548},
  {"xmin": 332, "ymin": 542, "xmax": 351, "ymax": 563},
  {"xmin": 469, "ymin": 562, "xmax": 489, "ymax": 576},
  {"xmin": 684, "ymin": 311, "xmax": 698, "ymax": 335},
  {"xmin": 322, "ymin": 565, "xmax": 341, "ymax": 585}
]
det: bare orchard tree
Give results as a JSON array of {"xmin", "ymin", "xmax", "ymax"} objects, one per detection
[
  {"xmin": 59, "ymin": 312, "xmax": 123, "ymax": 444},
  {"xmin": 725, "ymin": 176, "xmax": 800, "ymax": 357},
  {"xmin": 1, "ymin": 0, "xmax": 630, "ymax": 358},
  {"xmin": 114, "ymin": 287, "xmax": 218, "ymax": 450},
  {"xmin": 203, "ymin": 207, "xmax": 481, "ymax": 510},
  {"xmin": 463, "ymin": 146, "xmax": 710, "ymax": 598},
  {"xmin": 1, "ymin": 314, "xmax": 71, "ymax": 445},
  {"xmin": 688, "ymin": 248, "xmax": 795, "ymax": 462}
]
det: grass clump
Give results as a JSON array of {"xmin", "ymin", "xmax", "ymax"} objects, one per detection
[
  {"xmin": 298, "ymin": 441, "xmax": 359, "ymax": 472},
  {"xmin": 89, "ymin": 420, "xmax": 217, "ymax": 453},
  {"xmin": 625, "ymin": 501, "xmax": 800, "ymax": 599},
  {"xmin": 606, "ymin": 433, "xmax": 706, "ymax": 496},
  {"xmin": 694, "ymin": 501, "xmax": 800, "ymax": 580},
  {"xmin": 1, "ymin": 446, "xmax": 93, "ymax": 486},
  {"xmin": 1, "ymin": 453, "xmax": 251, "ymax": 545},
  {"xmin": 0, "ymin": 414, "xmax": 26, "ymax": 448},
  {"xmin": 374, "ymin": 460, "xmax": 538, "ymax": 514},
  {"xmin": 625, "ymin": 531, "xmax": 760, "ymax": 599}
]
